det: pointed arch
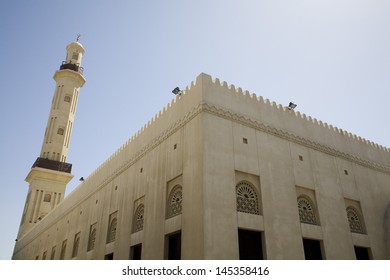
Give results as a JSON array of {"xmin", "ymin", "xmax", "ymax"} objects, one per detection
[
  {"xmin": 236, "ymin": 181, "xmax": 260, "ymax": 215},
  {"xmin": 297, "ymin": 195, "xmax": 319, "ymax": 225},
  {"xmin": 167, "ymin": 185, "xmax": 183, "ymax": 218}
]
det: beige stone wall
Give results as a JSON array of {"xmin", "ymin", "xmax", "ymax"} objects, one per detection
[{"xmin": 13, "ymin": 73, "xmax": 390, "ymax": 260}]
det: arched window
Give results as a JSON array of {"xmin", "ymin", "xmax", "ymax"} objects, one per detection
[
  {"xmin": 57, "ymin": 128, "xmax": 64, "ymax": 135},
  {"xmin": 64, "ymin": 95, "xmax": 71, "ymax": 102},
  {"xmin": 107, "ymin": 218, "xmax": 117, "ymax": 243},
  {"xmin": 297, "ymin": 195, "xmax": 319, "ymax": 225},
  {"xmin": 44, "ymin": 193, "xmax": 51, "ymax": 202},
  {"xmin": 133, "ymin": 204, "xmax": 145, "ymax": 233},
  {"xmin": 167, "ymin": 185, "xmax": 183, "ymax": 218},
  {"xmin": 88, "ymin": 228, "xmax": 96, "ymax": 251},
  {"xmin": 72, "ymin": 233, "xmax": 80, "ymax": 258},
  {"xmin": 236, "ymin": 181, "xmax": 260, "ymax": 215},
  {"xmin": 50, "ymin": 246, "xmax": 56, "ymax": 260},
  {"xmin": 60, "ymin": 240, "xmax": 67, "ymax": 260},
  {"xmin": 346, "ymin": 206, "xmax": 365, "ymax": 234}
]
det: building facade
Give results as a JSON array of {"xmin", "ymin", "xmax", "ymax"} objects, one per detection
[{"xmin": 13, "ymin": 42, "xmax": 390, "ymax": 260}]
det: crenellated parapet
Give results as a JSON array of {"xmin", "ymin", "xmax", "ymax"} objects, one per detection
[
  {"xmin": 206, "ymin": 74, "xmax": 389, "ymax": 151},
  {"xmin": 81, "ymin": 72, "xmax": 390, "ymax": 192}
]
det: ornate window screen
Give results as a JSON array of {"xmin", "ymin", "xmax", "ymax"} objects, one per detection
[
  {"xmin": 236, "ymin": 181, "xmax": 260, "ymax": 215},
  {"xmin": 107, "ymin": 218, "xmax": 117, "ymax": 243},
  {"xmin": 167, "ymin": 185, "xmax": 183, "ymax": 218},
  {"xmin": 87, "ymin": 224, "xmax": 97, "ymax": 251},
  {"xmin": 297, "ymin": 195, "xmax": 319, "ymax": 225},
  {"xmin": 133, "ymin": 204, "xmax": 145, "ymax": 233},
  {"xmin": 72, "ymin": 233, "xmax": 80, "ymax": 258},
  {"xmin": 346, "ymin": 206, "xmax": 365, "ymax": 234}
]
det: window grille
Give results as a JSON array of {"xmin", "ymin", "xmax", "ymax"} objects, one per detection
[
  {"xmin": 167, "ymin": 185, "xmax": 183, "ymax": 218},
  {"xmin": 297, "ymin": 196, "xmax": 319, "ymax": 225},
  {"xmin": 236, "ymin": 181, "xmax": 260, "ymax": 215},
  {"xmin": 133, "ymin": 204, "xmax": 145, "ymax": 232},
  {"xmin": 346, "ymin": 206, "xmax": 365, "ymax": 234},
  {"xmin": 107, "ymin": 218, "xmax": 117, "ymax": 243}
]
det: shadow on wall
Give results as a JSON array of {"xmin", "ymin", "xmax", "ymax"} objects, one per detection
[{"xmin": 384, "ymin": 203, "xmax": 390, "ymax": 259}]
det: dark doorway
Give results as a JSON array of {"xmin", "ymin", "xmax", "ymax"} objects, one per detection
[
  {"xmin": 354, "ymin": 246, "xmax": 370, "ymax": 260},
  {"xmin": 238, "ymin": 229, "xmax": 263, "ymax": 260},
  {"xmin": 302, "ymin": 238, "xmax": 323, "ymax": 260},
  {"xmin": 130, "ymin": 244, "xmax": 142, "ymax": 260},
  {"xmin": 166, "ymin": 231, "xmax": 181, "ymax": 260},
  {"xmin": 104, "ymin": 253, "xmax": 114, "ymax": 260}
]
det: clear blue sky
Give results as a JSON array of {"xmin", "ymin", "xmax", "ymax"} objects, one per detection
[{"xmin": 1, "ymin": 0, "xmax": 389, "ymax": 260}]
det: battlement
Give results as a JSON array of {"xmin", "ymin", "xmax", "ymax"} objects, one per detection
[
  {"xmin": 84, "ymin": 73, "xmax": 389, "ymax": 187},
  {"xmin": 206, "ymin": 74, "xmax": 388, "ymax": 151}
]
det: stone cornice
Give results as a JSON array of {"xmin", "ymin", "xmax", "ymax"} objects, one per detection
[
  {"xmin": 202, "ymin": 102, "xmax": 390, "ymax": 175},
  {"xmin": 99, "ymin": 100, "xmax": 390, "ymax": 183},
  {"xmin": 53, "ymin": 69, "xmax": 86, "ymax": 87}
]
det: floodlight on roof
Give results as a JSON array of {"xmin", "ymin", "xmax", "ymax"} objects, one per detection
[
  {"xmin": 172, "ymin": 87, "xmax": 182, "ymax": 95},
  {"xmin": 288, "ymin": 102, "xmax": 297, "ymax": 110}
]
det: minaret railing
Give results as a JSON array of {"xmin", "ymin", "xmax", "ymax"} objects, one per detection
[
  {"xmin": 31, "ymin": 157, "xmax": 72, "ymax": 173},
  {"xmin": 59, "ymin": 61, "xmax": 84, "ymax": 74}
]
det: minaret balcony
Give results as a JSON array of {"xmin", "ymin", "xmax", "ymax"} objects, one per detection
[
  {"xmin": 32, "ymin": 157, "xmax": 72, "ymax": 173},
  {"xmin": 59, "ymin": 61, "xmax": 84, "ymax": 74}
]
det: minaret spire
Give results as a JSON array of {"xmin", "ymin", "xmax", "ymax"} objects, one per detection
[{"xmin": 17, "ymin": 40, "xmax": 86, "ymax": 238}]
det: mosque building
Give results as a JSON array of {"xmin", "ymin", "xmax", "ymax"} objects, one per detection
[{"xmin": 12, "ymin": 40, "xmax": 390, "ymax": 260}]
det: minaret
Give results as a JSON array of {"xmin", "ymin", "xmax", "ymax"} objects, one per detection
[{"xmin": 17, "ymin": 38, "xmax": 86, "ymax": 238}]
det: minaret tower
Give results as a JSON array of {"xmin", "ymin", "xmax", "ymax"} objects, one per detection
[{"xmin": 17, "ymin": 38, "xmax": 86, "ymax": 238}]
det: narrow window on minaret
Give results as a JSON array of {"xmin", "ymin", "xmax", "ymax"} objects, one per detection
[
  {"xmin": 72, "ymin": 52, "xmax": 79, "ymax": 61},
  {"xmin": 57, "ymin": 128, "xmax": 64, "ymax": 135},
  {"xmin": 64, "ymin": 96, "xmax": 71, "ymax": 103},
  {"xmin": 71, "ymin": 90, "xmax": 78, "ymax": 113},
  {"xmin": 46, "ymin": 117, "xmax": 54, "ymax": 143},
  {"xmin": 44, "ymin": 193, "xmax": 51, "ymax": 202},
  {"xmin": 56, "ymin": 86, "xmax": 63, "ymax": 109}
]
